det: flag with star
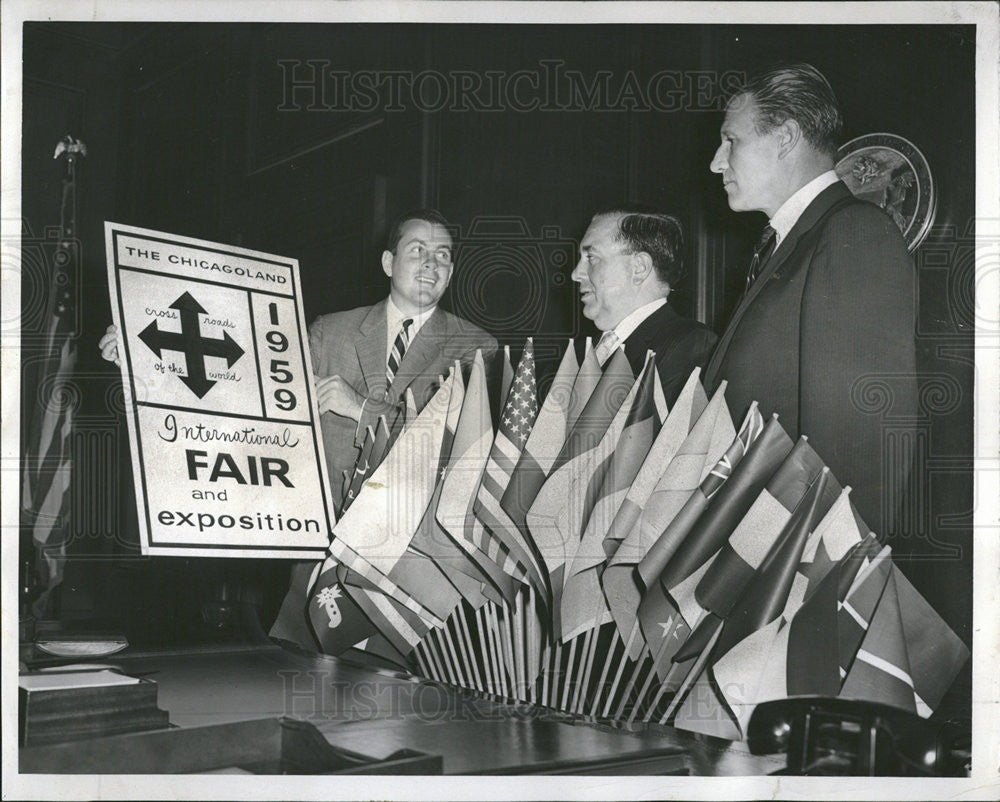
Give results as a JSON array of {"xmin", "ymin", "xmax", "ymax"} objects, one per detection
[{"xmin": 601, "ymin": 374, "xmax": 726, "ymax": 660}]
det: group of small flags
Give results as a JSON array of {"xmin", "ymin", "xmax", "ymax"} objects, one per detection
[{"xmin": 271, "ymin": 338, "xmax": 969, "ymax": 739}]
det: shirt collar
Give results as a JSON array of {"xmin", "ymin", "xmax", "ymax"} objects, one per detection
[
  {"xmin": 769, "ymin": 170, "xmax": 839, "ymax": 246},
  {"xmin": 386, "ymin": 295, "xmax": 435, "ymax": 339},
  {"xmin": 609, "ymin": 297, "xmax": 667, "ymax": 345}
]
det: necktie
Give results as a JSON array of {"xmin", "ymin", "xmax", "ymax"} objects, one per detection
[
  {"xmin": 386, "ymin": 318, "xmax": 413, "ymax": 386},
  {"xmin": 744, "ymin": 224, "xmax": 777, "ymax": 294},
  {"xmin": 594, "ymin": 330, "xmax": 621, "ymax": 366}
]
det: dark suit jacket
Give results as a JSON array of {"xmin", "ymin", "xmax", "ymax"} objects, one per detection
[
  {"xmin": 621, "ymin": 301, "xmax": 718, "ymax": 408},
  {"xmin": 704, "ymin": 181, "xmax": 917, "ymax": 530},
  {"xmin": 310, "ymin": 299, "xmax": 497, "ymax": 497}
]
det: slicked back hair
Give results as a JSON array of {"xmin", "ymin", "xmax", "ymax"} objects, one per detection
[
  {"xmin": 385, "ymin": 208, "xmax": 452, "ymax": 254},
  {"xmin": 593, "ymin": 205, "xmax": 686, "ymax": 289},
  {"xmin": 736, "ymin": 63, "xmax": 843, "ymax": 158}
]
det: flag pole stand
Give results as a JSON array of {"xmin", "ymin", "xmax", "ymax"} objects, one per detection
[
  {"xmin": 660, "ymin": 623, "xmax": 722, "ymax": 725},
  {"xmin": 599, "ymin": 623, "xmax": 637, "ymax": 719},
  {"xmin": 589, "ymin": 627, "xmax": 622, "ymax": 718},
  {"xmin": 612, "ymin": 644, "xmax": 650, "ymax": 722}
]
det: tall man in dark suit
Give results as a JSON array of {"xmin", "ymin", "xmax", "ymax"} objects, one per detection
[
  {"xmin": 572, "ymin": 206, "xmax": 718, "ymax": 405},
  {"xmin": 702, "ymin": 64, "xmax": 917, "ymax": 531},
  {"xmin": 311, "ymin": 209, "xmax": 497, "ymax": 502}
]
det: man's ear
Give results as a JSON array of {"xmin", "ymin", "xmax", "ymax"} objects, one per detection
[
  {"xmin": 631, "ymin": 250, "xmax": 655, "ymax": 283},
  {"xmin": 775, "ymin": 118, "xmax": 801, "ymax": 159},
  {"xmin": 381, "ymin": 250, "xmax": 394, "ymax": 277}
]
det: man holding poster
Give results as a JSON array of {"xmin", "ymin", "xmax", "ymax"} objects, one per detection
[{"xmin": 102, "ymin": 209, "xmax": 498, "ymax": 508}]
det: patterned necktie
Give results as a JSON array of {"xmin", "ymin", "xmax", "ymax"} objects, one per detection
[
  {"xmin": 744, "ymin": 224, "xmax": 777, "ymax": 294},
  {"xmin": 594, "ymin": 330, "xmax": 621, "ymax": 366},
  {"xmin": 386, "ymin": 317, "xmax": 413, "ymax": 386}
]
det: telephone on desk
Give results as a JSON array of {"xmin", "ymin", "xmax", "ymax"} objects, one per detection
[{"xmin": 746, "ymin": 697, "xmax": 970, "ymax": 776}]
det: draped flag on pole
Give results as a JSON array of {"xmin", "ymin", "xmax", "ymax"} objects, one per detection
[
  {"xmin": 601, "ymin": 371, "xmax": 721, "ymax": 659},
  {"xmin": 670, "ymin": 466, "xmax": 841, "ymax": 737},
  {"xmin": 498, "ymin": 339, "xmax": 580, "ymax": 600},
  {"xmin": 436, "ymin": 351, "xmax": 517, "ymax": 603},
  {"xmin": 635, "ymin": 412, "xmax": 788, "ymax": 682},
  {"xmin": 527, "ymin": 349, "xmax": 634, "ymax": 636},
  {"xmin": 499, "ymin": 344, "xmax": 515, "ymax": 412},
  {"xmin": 306, "ymin": 372, "xmax": 456, "ymax": 652},
  {"xmin": 342, "ymin": 425, "xmax": 376, "ymax": 512},
  {"xmin": 668, "ymin": 439, "xmax": 840, "ymax": 662},
  {"xmin": 693, "ymin": 527, "xmax": 879, "ymax": 736},
  {"xmin": 408, "ymin": 362, "xmax": 494, "ymax": 609},
  {"xmin": 559, "ymin": 353, "xmax": 663, "ymax": 642},
  {"xmin": 339, "ymin": 564, "xmax": 431, "ymax": 659},
  {"xmin": 21, "ymin": 238, "xmax": 79, "ymax": 615},
  {"xmin": 839, "ymin": 560, "xmax": 970, "ymax": 719},
  {"xmin": 473, "ymin": 339, "xmax": 545, "ymax": 593},
  {"xmin": 565, "ymin": 338, "xmax": 602, "ymax": 431}
]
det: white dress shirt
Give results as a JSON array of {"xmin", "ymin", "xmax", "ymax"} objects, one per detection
[
  {"xmin": 385, "ymin": 296, "xmax": 435, "ymax": 364},
  {"xmin": 769, "ymin": 169, "xmax": 840, "ymax": 250}
]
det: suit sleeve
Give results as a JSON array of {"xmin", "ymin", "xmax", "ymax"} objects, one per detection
[{"xmin": 798, "ymin": 205, "xmax": 917, "ymax": 528}]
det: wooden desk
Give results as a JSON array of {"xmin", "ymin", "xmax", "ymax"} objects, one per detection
[{"xmin": 96, "ymin": 643, "xmax": 781, "ymax": 775}]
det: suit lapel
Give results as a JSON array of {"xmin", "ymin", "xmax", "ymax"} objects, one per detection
[
  {"xmin": 392, "ymin": 307, "xmax": 449, "ymax": 399},
  {"xmin": 705, "ymin": 181, "xmax": 854, "ymax": 388},
  {"xmin": 355, "ymin": 299, "xmax": 389, "ymax": 396}
]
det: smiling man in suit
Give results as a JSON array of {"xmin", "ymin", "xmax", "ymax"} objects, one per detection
[
  {"xmin": 572, "ymin": 205, "xmax": 718, "ymax": 405},
  {"xmin": 311, "ymin": 208, "xmax": 497, "ymax": 503},
  {"xmin": 702, "ymin": 63, "xmax": 917, "ymax": 530}
]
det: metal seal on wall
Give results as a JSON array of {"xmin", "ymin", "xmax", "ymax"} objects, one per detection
[{"xmin": 836, "ymin": 133, "xmax": 936, "ymax": 252}]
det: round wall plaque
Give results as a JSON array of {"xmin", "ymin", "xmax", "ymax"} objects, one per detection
[{"xmin": 835, "ymin": 133, "xmax": 936, "ymax": 252}]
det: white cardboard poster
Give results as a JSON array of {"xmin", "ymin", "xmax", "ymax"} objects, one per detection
[{"xmin": 104, "ymin": 222, "xmax": 334, "ymax": 558}]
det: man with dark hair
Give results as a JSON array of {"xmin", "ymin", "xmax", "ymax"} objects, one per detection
[
  {"xmin": 703, "ymin": 63, "xmax": 917, "ymax": 530},
  {"xmin": 572, "ymin": 206, "xmax": 717, "ymax": 405},
  {"xmin": 309, "ymin": 208, "xmax": 497, "ymax": 498}
]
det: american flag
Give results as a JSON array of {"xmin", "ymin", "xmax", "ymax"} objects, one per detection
[
  {"xmin": 473, "ymin": 339, "xmax": 544, "ymax": 590},
  {"xmin": 22, "ymin": 140, "xmax": 85, "ymax": 616}
]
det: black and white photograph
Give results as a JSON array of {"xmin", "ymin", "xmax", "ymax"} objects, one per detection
[{"xmin": 3, "ymin": 1, "xmax": 998, "ymax": 798}]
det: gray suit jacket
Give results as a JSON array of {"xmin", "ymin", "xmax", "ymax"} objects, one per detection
[{"xmin": 310, "ymin": 299, "xmax": 497, "ymax": 500}]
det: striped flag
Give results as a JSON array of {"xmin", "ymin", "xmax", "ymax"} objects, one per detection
[
  {"xmin": 305, "ymin": 372, "xmax": 456, "ymax": 651},
  {"xmin": 21, "ymin": 233, "xmax": 79, "ymax": 616},
  {"xmin": 840, "ymin": 561, "xmax": 970, "ymax": 718},
  {"xmin": 498, "ymin": 339, "xmax": 580, "ymax": 591},
  {"xmin": 671, "ymin": 467, "xmax": 842, "ymax": 738},
  {"xmin": 473, "ymin": 339, "xmax": 545, "ymax": 593},
  {"xmin": 708, "ymin": 534, "xmax": 883, "ymax": 735}
]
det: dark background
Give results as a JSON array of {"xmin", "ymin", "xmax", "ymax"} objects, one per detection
[{"xmin": 20, "ymin": 22, "xmax": 975, "ymax": 717}]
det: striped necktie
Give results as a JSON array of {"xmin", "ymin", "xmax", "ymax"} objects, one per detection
[
  {"xmin": 744, "ymin": 224, "xmax": 777, "ymax": 294},
  {"xmin": 386, "ymin": 317, "xmax": 413, "ymax": 386}
]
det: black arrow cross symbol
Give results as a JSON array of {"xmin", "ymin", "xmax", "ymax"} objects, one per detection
[{"xmin": 138, "ymin": 291, "xmax": 245, "ymax": 399}]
